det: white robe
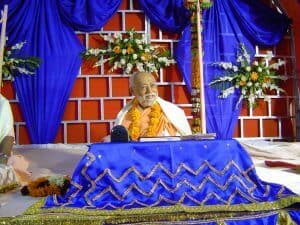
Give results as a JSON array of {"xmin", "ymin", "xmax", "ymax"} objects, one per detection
[
  {"xmin": 0, "ymin": 94, "xmax": 15, "ymax": 143},
  {"xmin": 115, "ymin": 97, "xmax": 192, "ymax": 136}
]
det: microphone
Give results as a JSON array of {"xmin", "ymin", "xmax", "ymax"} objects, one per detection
[{"xmin": 110, "ymin": 125, "xmax": 129, "ymax": 143}]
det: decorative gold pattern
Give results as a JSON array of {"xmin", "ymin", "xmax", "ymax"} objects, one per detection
[
  {"xmin": 82, "ymin": 151, "xmax": 97, "ymax": 207},
  {"xmin": 48, "ymin": 159, "xmax": 296, "ymax": 210},
  {"xmin": 87, "ymin": 160, "xmax": 255, "ymax": 183},
  {"xmin": 3, "ymin": 197, "xmax": 296, "ymax": 225}
]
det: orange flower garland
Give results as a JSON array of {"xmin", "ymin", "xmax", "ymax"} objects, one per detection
[{"xmin": 128, "ymin": 99, "xmax": 162, "ymax": 141}]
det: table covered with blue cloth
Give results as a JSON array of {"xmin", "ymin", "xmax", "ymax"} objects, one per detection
[{"xmin": 44, "ymin": 139, "xmax": 300, "ymax": 224}]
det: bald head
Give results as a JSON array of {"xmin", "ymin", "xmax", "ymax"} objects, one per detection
[{"xmin": 129, "ymin": 72, "xmax": 158, "ymax": 108}]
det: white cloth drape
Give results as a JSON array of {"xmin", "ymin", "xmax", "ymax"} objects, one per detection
[{"xmin": 0, "ymin": 94, "xmax": 14, "ymax": 143}]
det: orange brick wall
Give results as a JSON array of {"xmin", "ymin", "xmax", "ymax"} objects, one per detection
[{"xmin": 2, "ymin": 0, "xmax": 299, "ymax": 144}]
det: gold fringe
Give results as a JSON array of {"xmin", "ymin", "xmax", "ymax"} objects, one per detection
[
  {"xmin": 8, "ymin": 196, "xmax": 297, "ymax": 225},
  {"xmin": 24, "ymin": 196, "xmax": 300, "ymax": 217},
  {"xmin": 277, "ymin": 210, "xmax": 296, "ymax": 225},
  {"xmin": 2, "ymin": 209, "xmax": 300, "ymax": 225}
]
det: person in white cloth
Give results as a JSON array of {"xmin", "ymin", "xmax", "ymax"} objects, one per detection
[
  {"xmin": 0, "ymin": 94, "xmax": 31, "ymax": 190},
  {"xmin": 114, "ymin": 72, "xmax": 192, "ymax": 141},
  {"xmin": 0, "ymin": 93, "xmax": 15, "ymax": 164}
]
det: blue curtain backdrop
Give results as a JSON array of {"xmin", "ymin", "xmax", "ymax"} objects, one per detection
[
  {"xmin": 0, "ymin": 0, "xmax": 122, "ymax": 143},
  {"xmin": 0, "ymin": 0, "xmax": 290, "ymax": 143}
]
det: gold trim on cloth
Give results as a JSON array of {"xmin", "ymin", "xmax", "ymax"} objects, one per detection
[
  {"xmin": 58, "ymin": 159, "xmax": 283, "ymax": 209},
  {"xmin": 1, "ymin": 198, "xmax": 299, "ymax": 225}
]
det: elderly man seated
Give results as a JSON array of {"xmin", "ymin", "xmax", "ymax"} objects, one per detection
[{"xmin": 114, "ymin": 72, "xmax": 192, "ymax": 141}]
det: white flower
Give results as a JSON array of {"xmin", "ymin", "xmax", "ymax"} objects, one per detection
[
  {"xmin": 11, "ymin": 41, "xmax": 26, "ymax": 50},
  {"xmin": 103, "ymin": 35, "xmax": 114, "ymax": 43},
  {"xmin": 237, "ymin": 56, "xmax": 243, "ymax": 63},
  {"xmin": 17, "ymin": 67, "xmax": 34, "ymax": 74},
  {"xmin": 133, "ymin": 54, "xmax": 138, "ymax": 60},
  {"xmin": 113, "ymin": 32, "xmax": 122, "ymax": 39},
  {"xmin": 120, "ymin": 58, "xmax": 126, "ymax": 65},
  {"xmin": 257, "ymin": 67, "xmax": 262, "ymax": 72},
  {"xmin": 241, "ymin": 75, "xmax": 247, "ymax": 81},
  {"xmin": 253, "ymin": 61, "xmax": 259, "ymax": 66},
  {"xmin": 136, "ymin": 62, "xmax": 145, "ymax": 72},
  {"xmin": 266, "ymin": 51, "xmax": 273, "ymax": 60},
  {"xmin": 245, "ymin": 66, "xmax": 251, "ymax": 72},
  {"xmin": 125, "ymin": 63, "xmax": 133, "ymax": 73}
]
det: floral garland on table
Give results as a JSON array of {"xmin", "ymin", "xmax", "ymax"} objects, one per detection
[
  {"xmin": 128, "ymin": 99, "xmax": 161, "ymax": 141},
  {"xmin": 209, "ymin": 43, "xmax": 286, "ymax": 108},
  {"xmin": 83, "ymin": 29, "xmax": 175, "ymax": 75},
  {"xmin": 2, "ymin": 41, "xmax": 40, "ymax": 82}
]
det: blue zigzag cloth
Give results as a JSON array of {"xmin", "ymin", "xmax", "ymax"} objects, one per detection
[{"xmin": 43, "ymin": 140, "xmax": 300, "ymax": 224}]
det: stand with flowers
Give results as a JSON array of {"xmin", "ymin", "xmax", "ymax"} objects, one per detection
[{"xmin": 209, "ymin": 43, "xmax": 286, "ymax": 108}]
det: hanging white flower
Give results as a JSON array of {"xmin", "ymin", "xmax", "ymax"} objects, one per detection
[
  {"xmin": 11, "ymin": 41, "xmax": 26, "ymax": 50},
  {"xmin": 209, "ymin": 43, "xmax": 286, "ymax": 108}
]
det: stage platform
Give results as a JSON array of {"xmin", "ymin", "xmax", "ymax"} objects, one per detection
[{"xmin": 0, "ymin": 140, "xmax": 300, "ymax": 224}]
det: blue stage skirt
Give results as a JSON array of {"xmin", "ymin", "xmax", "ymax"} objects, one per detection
[{"xmin": 44, "ymin": 139, "xmax": 300, "ymax": 224}]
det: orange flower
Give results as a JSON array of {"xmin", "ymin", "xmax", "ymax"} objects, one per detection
[
  {"xmin": 239, "ymin": 80, "xmax": 246, "ymax": 86},
  {"xmin": 113, "ymin": 46, "xmax": 121, "ymax": 54},
  {"xmin": 263, "ymin": 76, "xmax": 271, "ymax": 83},
  {"xmin": 141, "ymin": 53, "xmax": 151, "ymax": 61},
  {"xmin": 127, "ymin": 44, "xmax": 134, "ymax": 54},
  {"xmin": 250, "ymin": 72, "xmax": 258, "ymax": 81}
]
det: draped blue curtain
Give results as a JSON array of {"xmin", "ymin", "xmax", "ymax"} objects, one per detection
[
  {"xmin": 138, "ymin": 0, "xmax": 191, "ymax": 93},
  {"xmin": 1, "ymin": 0, "xmax": 290, "ymax": 143},
  {"xmin": 0, "ymin": 0, "xmax": 121, "ymax": 143}
]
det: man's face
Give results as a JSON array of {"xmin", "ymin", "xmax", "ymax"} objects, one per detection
[{"xmin": 131, "ymin": 73, "xmax": 158, "ymax": 108}]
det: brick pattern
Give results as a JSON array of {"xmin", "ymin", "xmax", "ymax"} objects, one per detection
[{"xmin": 2, "ymin": 0, "xmax": 299, "ymax": 144}]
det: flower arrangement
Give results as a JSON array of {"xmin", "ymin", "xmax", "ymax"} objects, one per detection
[
  {"xmin": 83, "ymin": 30, "xmax": 176, "ymax": 75},
  {"xmin": 209, "ymin": 44, "xmax": 286, "ymax": 108},
  {"xmin": 3, "ymin": 41, "xmax": 40, "ymax": 81}
]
